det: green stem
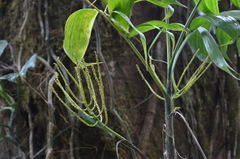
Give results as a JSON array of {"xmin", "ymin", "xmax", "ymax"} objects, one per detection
[
  {"xmin": 174, "ymin": 0, "xmax": 203, "ymax": 53},
  {"xmin": 98, "ymin": 121, "xmax": 127, "ymax": 140},
  {"xmin": 164, "ymin": 7, "xmax": 176, "ymax": 159},
  {"xmin": 84, "ymin": 0, "xmax": 167, "ymax": 97},
  {"xmin": 123, "ymin": 37, "xmax": 167, "ymax": 96},
  {"xmin": 164, "ymin": 80, "xmax": 175, "ymax": 159}
]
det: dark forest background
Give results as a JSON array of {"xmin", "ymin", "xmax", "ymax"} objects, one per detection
[{"xmin": 0, "ymin": 0, "xmax": 239, "ymax": 158}]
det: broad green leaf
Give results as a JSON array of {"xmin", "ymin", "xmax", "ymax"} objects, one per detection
[
  {"xmin": 0, "ymin": 54, "xmax": 37, "ymax": 83},
  {"xmin": 128, "ymin": 20, "xmax": 185, "ymax": 38},
  {"xmin": 63, "ymin": 9, "xmax": 98, "ymax": 64},
  {"xmin": 188, "ymin": 29, "xmax": 209, "ymax": 61},
  {"xmin": 203, "ymin": 15, "xmax": 240, "ymax": 41},
  {"xmin": 230, "ymin": 0, "xmax": 240, "ymax": 9},
  {"xmin": 108, "ymin": 0, "xmax": 134, "ymax": 32},
  {"xmin": 162, "ymin": 0, "xmax": 186, "ymax": 7},
  {"xmin": 20, "ymin": 54, "xmax": 37, "ymax": 76},
  {"xmin": 135, "ymin": 0, "xmax": 186, "ymax": 8},
  {"xmin": 194, "ymin": 0, "xmax": 219, "ymax": 14},
  {"xmin": 190, "ymin": 17, "xmax": 208, "ymax": 31},
  {"xmin": 100, "ymin": 0, "xmax": 108, "ymax": 6},
  {"xmin": 216, "ymin": 28, "xmax": 231, "ymax": 60},
  {"xmin": 0, "ymin": 73, "xmax": 19, "ymax": 83},
  {"xmin": 0, "ymin": 40, "xmax": 8, "ymax": 57},
  {"xmin": 199, "ymin": 27, "xmax": 234, "ymax": 76},
  {"xmin": 112, "ymin": 11, "xmax": 148, "ymax": 66},
  {"xmin": 190, "ymin": 14, "xmax": 240, "ymax": 42},
  {"xmin": 237, "ymin": 38, "xmax": 240, "ymax": 56},
  {"xmin": 189, "ymin": 27, "xmax": 238, "ymax": 79},
  {"xmin": 221, "ymin": 10, "xmax": 240, "ymax": 20},
  {"xmin": 135, "ymin": 0, "xmax": 168, "ymax": 7}
]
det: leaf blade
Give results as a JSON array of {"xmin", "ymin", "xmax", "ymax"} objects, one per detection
[
  {"xmin": 230, "ymin": 0, "xmax": 240, "ymax": 9},
  {"xmin": 135, "ymin": 0, "xmax": 186, "ymax": 8},
  {"xmin": 189, "ymin": 27, "xmax": 239, "ymax": 79},
  {"xmin": 63, "ymin": 9, "xmax": 98, "ymax": 64},
  {"xmin": 193, "ymin": 0, "xmax": 219, "ymax": 14},
  {"xmin": 19, "ymin": 54, "xmax": 37, "ymax": 76},
  {"xmin": 108, "ymin": 0, "xmax": 134, "ymax": 32},
  {"xmin": 0, "ymin": 40, "xmax": 8, "ymax": 57},
  {"xmin": 128, "ymin": 20, "xmax": 185, "ymax": 38},
  {"xmin": 203, "ymin": 14, "xmax": 240, "ymax": 41}
]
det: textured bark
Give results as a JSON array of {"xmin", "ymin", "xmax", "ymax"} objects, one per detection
[{"xmin": 136, "ymin": 88, "xmax": 157, "ymax": 158}]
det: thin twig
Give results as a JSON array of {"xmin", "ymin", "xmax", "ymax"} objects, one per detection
[
  {"xmin": 171, "ymin": 111, "xmax": 207, "ymax": 159},
  {"xmin": 33, "ymin": 121, "xmax": 80, "ymax": 158},
  {"xmin": 116, "ymin": 140, "xmax": 148, "ymax": 159},
  {"xmin": 28, "ymin": 113, "xmax": 33, "ymax": 159},
  {"xmin": 46, "ymin": 74, "xmax": 56, "ymax": 159},
  {"xmin": 38, "ymin": 0, "xmax": 45, "ymax": 38}
]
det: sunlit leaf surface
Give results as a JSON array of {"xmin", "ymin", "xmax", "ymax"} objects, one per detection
[{"xmin": 63, "ymin": 9, "xmax": 98, "ymax": 64}]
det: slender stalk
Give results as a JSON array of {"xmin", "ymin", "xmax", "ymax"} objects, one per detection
[
  {"xmin": 174, "ymin": 111, "xmax": 207, "ymax": 159},
  {"xmin": 98, "ymin": 121, "xmax": 127, "ymax": 140},
  {"xmin": 174, "ymin": 0, "xmax": 203, "ymax": 53},
  {"xmin": 46, "ymin": 74, "xmax": 56, "ymax": 159},
  {"xmin": 83, "ymin": 0, "xmax": 167, "ymax": 97},
  {"xmin": 28, "ymin": 114, "xmax": 33, "ymax": 159},
  {"xmin": 164, "ymin": 80, "xmax": 175, "ymax": 159},
  {"xmin": 164, "ymin": 7, "xmax": 176, "ymax": 159}
]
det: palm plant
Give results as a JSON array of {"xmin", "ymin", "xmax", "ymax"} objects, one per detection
[{"xmin": 52, "ymin": 0, "xmax": 240, "ymax": 158}]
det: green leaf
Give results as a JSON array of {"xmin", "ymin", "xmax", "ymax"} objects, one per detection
[
  {"xmin": 190, "ymin": 14, "xmax": 240, "ymax": 42},
  {"xmin": 190, "ymin": 17, "xmax": 209, "ymax": 31},
  {"xmin": 135, "ymin": 0, "xmax": 186, "ymax": 8},
  {"xmin": 0, "ymin": 73, "xmax": 19, "ymax": 83},
  {"xmin": 0, "ymin": 54, "xmax": 37, "ymax": 83},
  {"xmin": 128, "ymin": 20, "xmax": 185, "ymax": 38},
  {"xmin": 216, "ymin": 28, "xmax": 231, "ymax": 60},
  {"xmin": 230, "ymin": 0, "xmax": 240, "ymax": 9},
  {"xmin": 161, "ymin": 0, "xmax": 186, "ymax": 7},
  {"xmin": 63, "ymin": 9, "xmax": 98, "ymax": 64},
  {"xmin": 188, "ymin": 29, "xmax": 209, "ymax": 61},
  {"xmin": 135, "ymin": 0, "xmax": 169, "ymax": 8},
  {"xmin": 189, "ymin": 27, "xmax": 238, "ymax": 79},
  {"xmin": 162, "ymin": 5, "xmax": 174, "ymax": 21},
  {"xmin": 112, "ymin": 11, "xmax": 148, "ymax": 66},
  {"xmin": 194, "ymin": 0, "xmax": 219, "ymax": 14},
  {"xmin": 0, "ymin": 40, "xmax": 8, "ymax": 57},
  {"xmin": 221, "ymin": 10, "xmax": 240, "ymax": 20},
  {"xmin": 108, "ymin": 0, "xmax": 134, "ymax": 32},
  {"xmin": 203, "ymin": 14, "xmax": 240, "ymax": 41},
  {"xmin": 20, "ymin": 54, "xmax": 37, "ymax": 77},
  {"xmin": 100, "ymin": 0, "xmax": 108, "ymax": 6}
]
